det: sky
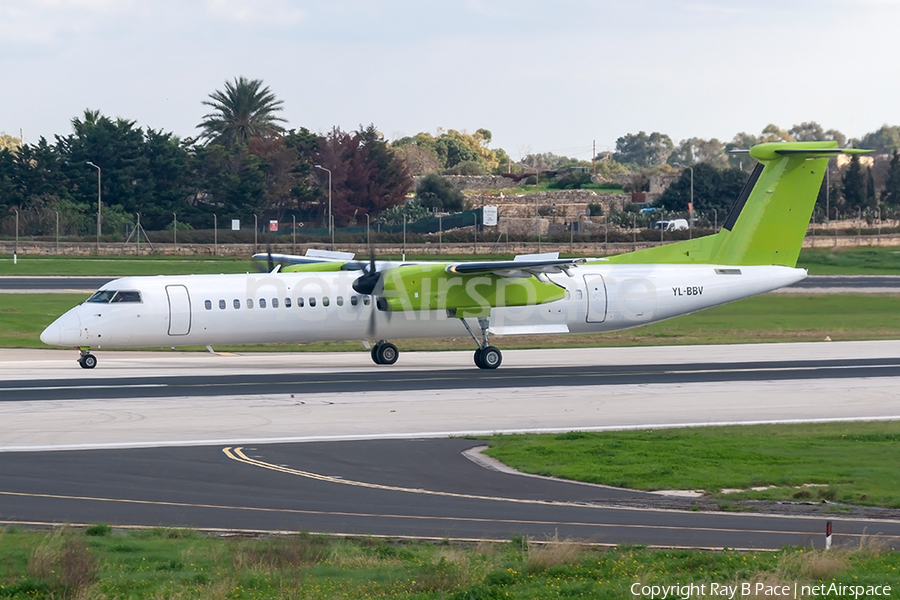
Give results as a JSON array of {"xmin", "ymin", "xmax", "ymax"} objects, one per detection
[{"xmin": 2, "ymin": 0, "xmax": 899, "ymax": 161}]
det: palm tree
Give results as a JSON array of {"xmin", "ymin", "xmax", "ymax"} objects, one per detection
[{"xmin": 198, "ymin": 76, "xmax": 286, "ymax": 145}]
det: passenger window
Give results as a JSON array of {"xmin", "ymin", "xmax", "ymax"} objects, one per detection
[
  {"xmin": 219, "ymin": 299, "xmax": 226, "ymax": 310},
  {"xmin": 336, "ymin": 296, "xmax": 344, "ymax": 307},
  {"xmin": 234, "ymin": 299, "xmax": 241, "ymax": 309},
  {"xmin": 272, "ymin": 298, "xmax": 279, "ymax": 308},
  {"xmin": 297, "ymin": 297, "xmax": 304, "ymax": 308},
  {"xmin": 363, "ymin": 295, "xmax": 371, "ymax": 306},
  {"xmin": 576, "ymin": 289, "xmax": 583, "ymax": 300},
  {"xmin": 204, "ymin": 300, "xmax": 212, "ymax": 310},
  {"xmin": 322, "ymin": 297, "xmax": 330, "ymax": 307},
  {"xmin": 247, "ymin": 299, "xmax": 254, "ymax": 309},
  {"xmin": 259, "ymin": 298, "xmax": 267, "ymax": 309},
  {"xmin": 350, "ymin": 296, "xmax": 359, "ymax": 306},
  {"xmin": 284, "ymin": 297, "xmax": 291, "ymax": 308},
  {"xmin": 309, "ymin": 297, "xmax": 317, "ymax": 307}
]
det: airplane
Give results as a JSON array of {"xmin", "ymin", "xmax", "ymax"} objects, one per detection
[{"xmin": 40, "ymin": 141, "xmax": 865, "ymax": 370}]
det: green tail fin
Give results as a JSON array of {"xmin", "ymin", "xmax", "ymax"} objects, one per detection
[{"xmin": 604, "ymin": 141, "xmax": 868, "ymax": 267}]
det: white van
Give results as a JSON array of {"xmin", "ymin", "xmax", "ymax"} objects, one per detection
[{"xmin": 652, "ymin": 219, "xmax": 689, "ymax": 231}]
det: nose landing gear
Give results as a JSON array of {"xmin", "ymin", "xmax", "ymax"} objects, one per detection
[{"xmin": 78, "ymin": 349, "xmax": 97, "ymax": 369}]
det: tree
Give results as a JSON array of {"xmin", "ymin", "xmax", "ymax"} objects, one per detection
[
  {"xmin": 867, "ymin": 167, "xmax": 876, "ymax": 208},
  {"xmin": 198, "ymin": 76, "xmax": 286, "ymax": 146},
  {"xmin": 667, "ymin": 138, "xmax": 728, "ymax": 168},
  {"xmin": 842, "ymin": 155, "xmax": 867, "ymax": 209},
  {"xmin": 858, "ymin": 125, "xmax": 900, "ymax": 154},
  {"xmin": 789, "ymin": 121, "xmax": 846, "ymax": 147},
  {"xmin": 882, "ymin": 151, "xmax": 900, "ymax": 206},
  {"xmin": 190, "ymin": 143, "xmax": 267, "ymax": 225},
  {"xmin": 312, "ymin": 125, "xmax": 412, "ymax": 227},
  {"xmin": 394, "ymin": 144, "xmax": 439, "ymax": 176},
  {"xmin": 658, "ymin": 163, "xmax": 747, "ymax": 215},
  {"xmin": 0, "ymin": 133, "xmax": 20, "ymax": 152},
  {"xmin": 613, "ymin": 131, "xmax": 674, "ymax": 167},
  {"xmin": 392, "ymin": 128, "xmax": 503, "ymax": 173},
  {"xmin": 416, "ymin": 173, "xmax": 466, "ymax": 213}
]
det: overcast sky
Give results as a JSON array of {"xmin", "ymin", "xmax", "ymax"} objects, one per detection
[{"xmin": 3, "ymin": 0, "xmax": 898, "ymax": 160}]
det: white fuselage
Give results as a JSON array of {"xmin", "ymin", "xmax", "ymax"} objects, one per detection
[{"xmin": 40, "ymin": 263, "xmax": 806, "ymax": 349}]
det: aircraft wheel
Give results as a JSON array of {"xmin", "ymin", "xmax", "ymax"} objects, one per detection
[
  {"xmin": 473, "ymin": 348, "xmax": 485, "ymax": 369},
  {"xmin": 79, "ymin": 354, "xmax": 97, "ymax": 369},
  {"xmin": 478, "ymin": 346, "xmax": 502, "ymax": 370},
  {"xmin": 371, "ymin": 344, "xmax": 383, "ymax": 365},
  {"xmin": 375, "ymin": 342, "xmax": 398, "ymax": 365}
]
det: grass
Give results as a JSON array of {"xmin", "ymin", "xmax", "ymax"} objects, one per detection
[
  {"xmin": 3, "ymin": 245, "xmax": 900, "ymax": 276},
  {"xmin": 482, "ymin": 421, "xmax": 900, "ymax": 508},
  {"xmin": 0, "ymin": 526, "xmax": 896, "ymax": 599},
  {"xmin": 798, "ymin": 247, "xmax": 900, "ymax": 275},
  {"xmin": 6, "ymin": 292, "xmax": 900, "ymax": 350},
  {"xmin": 0, "ymin": 255, "xmax": 254, "ymax": 276}
]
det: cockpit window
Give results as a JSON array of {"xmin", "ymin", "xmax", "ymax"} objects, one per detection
[
  {"xmin": 111, "ymin": 291, "xmax": 142, "ymax": 303},
  {"xmin": 87, "ymin": 290, "xmax": 142, "ymax": 303},
  {"xmin": 86, "ymin": 290, "xmax": 117, "ymax": 303}
]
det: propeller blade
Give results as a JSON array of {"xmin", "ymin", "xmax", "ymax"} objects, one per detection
[{"xmin": 267, "ymin": 244, "xmax": 275, "ymax": 273}]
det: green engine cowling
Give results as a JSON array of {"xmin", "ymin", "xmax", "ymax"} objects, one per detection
[{"xmin": 378, "ymin": 264, "xmax": 567, "ymax": 318}]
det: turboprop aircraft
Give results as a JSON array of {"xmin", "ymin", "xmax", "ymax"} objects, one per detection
[{"xmin": 40, "ymin": 141, "xmax": 865, "ymax": 370}]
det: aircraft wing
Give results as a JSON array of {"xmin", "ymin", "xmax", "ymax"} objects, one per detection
[
  {"xmin": 252, "ymin": 249, "xmax": 356, "ymax": 265},
  {"xmin": 444, "ymin": 258, "xmax": 586, "ymax": 278}
]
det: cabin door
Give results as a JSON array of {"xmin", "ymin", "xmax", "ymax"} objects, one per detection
[
  {"xmin": 584, "ymin": 275, "xmax": 607, "ymax": 323},
  {"xmin": 166, "ymin": 285, "xmax": 192, "ymax": 336}
]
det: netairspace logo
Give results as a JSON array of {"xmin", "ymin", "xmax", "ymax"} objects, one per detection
[{"xmin": 630, "ymin": 581, "xmax": 892, "ymax": 599}]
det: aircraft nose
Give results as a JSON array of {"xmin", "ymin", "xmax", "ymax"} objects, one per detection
[
  {"xmin": 40, "ymin": 322, "xmax": 61, "ymax": 346},
  {"xmin": 40, "ymin": 310, "xmax": 82, "ymax": 347}
]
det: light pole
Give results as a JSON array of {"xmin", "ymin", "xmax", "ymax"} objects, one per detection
[
  {"xmin": 55, "ymin": 210, "xmax": 59, "ymax": 253},
  {"xmin": 87, "ymin": 161, "xmax": 101, "ymax": 253},
  {"xmin": 213, "ymin": 213, "xmax": 218, "ymax": 256},
  {"xmin": 365, "ymin": 213, "xmax": 370, "ymax": 249},
  {"xmin": 689, "ymin": 166, "xmax": 694, "ymax": 238},
  {"xmin": 314, "ymin": 165, "xmax": 333, "ymax": 250},
  {"xmin": 674, "ymin": 163, "xmax": 694, "ymax": 239},
  {"xmin": 13, "ymin": 209, "xmax": 18, "ymax": 264}
]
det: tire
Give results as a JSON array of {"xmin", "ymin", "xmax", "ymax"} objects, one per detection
[
  {"xmin": 371, "ymin": 344, "xmax": 382, "ymax": 365},
  {"xmin": 479, "ymin": 346, "xmax": 502, "ymax": 370},
  {"xmin": 376, "ymin": 342, "xmax": 398, "ymax": 365},
  {"xmin": 80, "ymin": 354, "xmax": 97, "ymax": 369},
  {"xmin": 473, "ymin": 348, "xmax": 485, "ymax": 369}
]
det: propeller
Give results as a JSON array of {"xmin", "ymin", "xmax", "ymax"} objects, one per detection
[
  {"xmin": 352, "ymin": 241, "xmax": 388, "ymax": 339},
  {"xmin": 351, "ymin": 242, "xmax": 381, "ymax": 295},
  {"xmin": 267, "ymin": 245, "xmax": 276, "ymax": 273}
]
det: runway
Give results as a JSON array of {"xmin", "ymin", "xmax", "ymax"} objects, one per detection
[{"xmin": 1, "ymin": 342, "xmax": 899, "ymax": 549}]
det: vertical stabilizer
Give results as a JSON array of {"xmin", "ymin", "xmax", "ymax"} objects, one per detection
[{"xmin": 604, "ymin": 142, "xmax": 869, "ymax": 268}]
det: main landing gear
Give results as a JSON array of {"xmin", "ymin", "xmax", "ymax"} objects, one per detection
[
  {"xmin": 78, "ymin": 349, "xmax": 97, "ymax": 369},
  {"xmin": 462, "ymin": 317, "xmax": 502, "ymax": 370},
  {"xmin": 370, "ymin": 340, "xmax": 399, "ymax": 365}
]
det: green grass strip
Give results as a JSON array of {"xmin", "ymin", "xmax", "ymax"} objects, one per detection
[
  {"xmin": 3, "ymin": 245, "xmax": 900, "ymax": 275},
  {"xmin": 0, "ymin": 527, "xmax": 896, "ymax": 599},
  {"xmin": 483, "ymin": 421, "xmax": 900, "ymax": 508}
]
